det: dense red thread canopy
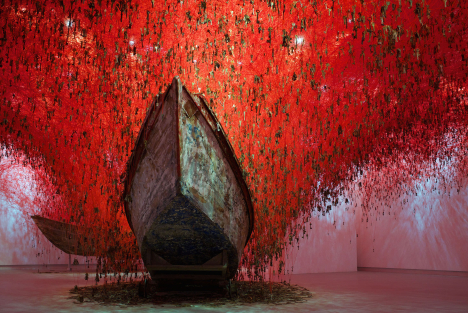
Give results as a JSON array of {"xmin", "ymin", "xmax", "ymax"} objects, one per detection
[{"xmin": 1, "ymin": 0, "xmax": 467, "ymax": 277}]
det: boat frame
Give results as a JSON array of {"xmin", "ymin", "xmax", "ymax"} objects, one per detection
[{"xmin": 122, "ymin": 77, "xmax": 254, "ymax": 281}]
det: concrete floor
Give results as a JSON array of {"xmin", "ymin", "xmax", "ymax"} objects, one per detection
[{"xmin": 1, "ymin": 265, "xmax": 468, "ymax": 312}]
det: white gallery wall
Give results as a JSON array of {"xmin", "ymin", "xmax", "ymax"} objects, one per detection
[
  {"xmin": 356, "ymin": 182, "xmax": 468, "ymax": 272},
  {"xmin": 286, "ymin": 204, "xmax": 357, "ymax": 274}
]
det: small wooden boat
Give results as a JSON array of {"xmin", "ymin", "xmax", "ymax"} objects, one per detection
[
  {"xmin": 31, "ymin": 215, "xmax": 93, "ymax": 256},
  {"xmin": 123, "ymin": 77, "xmax": 254, "ymax": 281}
]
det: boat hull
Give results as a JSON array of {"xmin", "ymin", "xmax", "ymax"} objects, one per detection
[
  {"xmin": 31, "ymin": 215, "xmax": 93, "ymax": 256},
  {"xmin": 123, "ymin": 77, "xmax": 254, "ymax": 280}
]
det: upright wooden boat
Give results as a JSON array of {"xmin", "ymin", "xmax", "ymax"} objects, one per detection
[
  {"xmin": 31, "ymin": 215, "xmax": 93, "ymax": 256},
  {"xmin": 123, "ymin": 77, "xmax": 254, "ymax": 281}
]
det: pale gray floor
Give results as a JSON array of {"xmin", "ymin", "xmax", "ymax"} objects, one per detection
[{"xmin": 1, "ymin": 265, "xmax": 468, "ymax": 312}]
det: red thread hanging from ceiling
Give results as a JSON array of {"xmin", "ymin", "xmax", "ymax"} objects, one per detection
[{"xmin": 0, "ymin": 0, "xmax": 467, "ymax": 278}]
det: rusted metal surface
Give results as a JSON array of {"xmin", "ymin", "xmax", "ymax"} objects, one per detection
[
  {"xmin": 123, "ymin": 77, "xmax": 254, "ymax": 280},
  {"xmin": 31, "ymin": 215, "xmax": 94, "ymax": 256}
]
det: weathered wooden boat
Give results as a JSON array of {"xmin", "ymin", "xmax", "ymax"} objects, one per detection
[
  {"xmin": 31, "ymin": 215, "xmax": 94, "ymax": 256},
  {"xmin": 123, "ymin": 77, "xmax": 254, "ymax": 281}
]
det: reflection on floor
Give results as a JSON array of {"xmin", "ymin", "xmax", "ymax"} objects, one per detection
[{"xmin": 1, "ymin": 265, "xmax": 467, "ymax": 312}]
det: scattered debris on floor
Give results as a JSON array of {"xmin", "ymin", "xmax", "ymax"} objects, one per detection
[{"xmin": 69, "ymin": 280, "xmax": 313, "ymax": 306}]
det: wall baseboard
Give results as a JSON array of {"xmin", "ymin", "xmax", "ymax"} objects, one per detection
[{"xmin": 358, "ymin": 267, "xmax": 468, "ymax": 277}]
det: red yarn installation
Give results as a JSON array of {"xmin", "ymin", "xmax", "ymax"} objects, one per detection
[{"xmin": 1, "ymin": 0, "xmax": 467, "ymax": 278}]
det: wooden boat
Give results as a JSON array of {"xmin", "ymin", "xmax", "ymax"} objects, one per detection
[
  {"xmin": 123, "ymin": 77, "xmax": 254, "ymax": 281},
  {"xmin": 31, "ymin": 215, "xmax": 93, "ymax": 256}
]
